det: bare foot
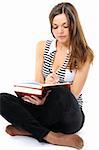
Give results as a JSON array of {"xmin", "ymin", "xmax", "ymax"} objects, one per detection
[
  {"xmin": 44, "ymin": 131, "xmax": 84, "ymax": 149},
  {"xmin": 5, "ymin": 125, "xmax": 32, "ymax": 136}
]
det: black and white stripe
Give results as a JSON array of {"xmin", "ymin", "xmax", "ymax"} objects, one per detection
[{"xmin": 42, "ymin": 40, "xmax": 83, "ymax": 108}]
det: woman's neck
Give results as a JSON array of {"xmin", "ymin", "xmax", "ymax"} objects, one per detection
[{"xmin": 56, "ymin": 40, "xmax": 70, "ymax": 52}]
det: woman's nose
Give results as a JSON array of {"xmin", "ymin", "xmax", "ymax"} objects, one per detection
[{"xmin": 57, "ymin": 26, "xmax": 64, "ymax": 33}]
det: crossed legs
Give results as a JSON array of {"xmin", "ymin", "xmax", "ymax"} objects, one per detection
[
  {"xmin": 5, "ymin": 124, "xmax": 83, "ymax": 149},
  {"xmin": 0, "ymin": 89, "xmax": 84, "ymax": 149}
]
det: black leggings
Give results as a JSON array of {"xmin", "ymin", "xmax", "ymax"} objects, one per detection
[{"xmin": 0, "ymin": 86, "xmax": 85, "ymax": 142}]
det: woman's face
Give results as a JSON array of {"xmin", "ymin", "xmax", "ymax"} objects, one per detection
[{"xmin": 52, "ymin": 13, "xmax": 70, "ymax": 44}]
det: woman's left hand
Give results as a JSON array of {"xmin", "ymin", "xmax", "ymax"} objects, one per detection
[{"xmin": 22, "ymin": 90, "xmax": 51, "ymax": 105}]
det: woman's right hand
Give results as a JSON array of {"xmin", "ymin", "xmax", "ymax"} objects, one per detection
[{"xmin": 45, "ymin": 73, "xmax": 59, "ymax": 84}]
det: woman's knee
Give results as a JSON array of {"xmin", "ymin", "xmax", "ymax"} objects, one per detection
[
  {"xmin": 0, "ymin": 93, "xmax": 8, "ymax": 115},
  {"xmin": 70, "ymin": 111, "xmax": 85, "ymax": 133},
  {"xmin": 0, "ymin": 93, "xmax": 12, "ymax": 102},
  {"xmin": 61, "ymin": 108, "xmax": 85, "ymax": 134},
  {"xmin": 0, "ymin": 93, "xmax": 18, "ymax": 109},
  {"xmin": 0, "ymin": 93, "xmax": 8, "ymax": 103}
]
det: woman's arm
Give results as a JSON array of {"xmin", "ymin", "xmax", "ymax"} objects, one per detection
[
  {"xmin": 70, "ymin": 59, "xmax": 91, "ymax": 98},
  {"xmin": 34, "ymin": 40, "xmax": 46, "ymax": 83},
  {"xmin": 22, "ymin": 40, "xmax": 51, "ymax": 105}
]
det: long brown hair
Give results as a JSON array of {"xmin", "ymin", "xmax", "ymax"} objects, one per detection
[{"xmin": 49, "ymin": 2, "xmax": 94, "ymax": 70}]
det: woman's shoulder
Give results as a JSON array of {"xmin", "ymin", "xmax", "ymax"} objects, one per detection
[
  {"xmin": 36, "ymin": 39, "xmax": 53, "ymax": 52},
  {"xmin": 36, "ymin": 40, "xmax": 46, "ymax": 49},
  {"xmin": 36, "ymin": 40, "xmax": 52, "ymax": 56},
  {"xmin": 36, "ymin": 40, "xmax": 46, "ymax": 53}
]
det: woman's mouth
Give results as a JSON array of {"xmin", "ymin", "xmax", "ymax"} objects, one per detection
[{"xmin": 58, "ymin": 36, "xmax": 66, "ymax": 39}]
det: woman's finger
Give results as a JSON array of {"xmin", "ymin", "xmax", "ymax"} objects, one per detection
[
  {"xmin": 22, "ymin": 97, "xmax": 31, "ymax": 103},
  {"xmin": 23, "ymin": 95, "xmax": 41, "ymax": 105},
  {"xmin": 31, "ymin": 95, "xmax": 41, "ymax": 101}
]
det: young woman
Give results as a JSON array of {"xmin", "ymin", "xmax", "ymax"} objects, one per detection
[{"xmin": 0, "ymin": 2, "xmax": 94, "ymax": 149}]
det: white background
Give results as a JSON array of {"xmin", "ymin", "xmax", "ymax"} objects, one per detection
[{"xmin": 0, "ymin": 0, "xmax": 99, "ymax": 150}]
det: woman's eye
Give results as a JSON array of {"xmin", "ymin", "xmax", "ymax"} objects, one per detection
[
  {"xmin": 52, "ymin": 26, "xmax": 58, "ymax": 29},
  {"xmin": 64, "ymin": 25, "xmax": 69, "ymax": 28},
  {"xmin": 52, "ymin": 26, "xmax": 69, "ymax": 29}
]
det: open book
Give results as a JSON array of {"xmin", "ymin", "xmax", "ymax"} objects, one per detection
[{"xmin": 14, "ymin": 81, "xmax": 70, "ymax": 98}]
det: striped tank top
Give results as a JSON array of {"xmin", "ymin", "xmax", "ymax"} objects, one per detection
[{"xmin": 42, "ymin": 40, "xmax": 83, "ymax": 108}]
